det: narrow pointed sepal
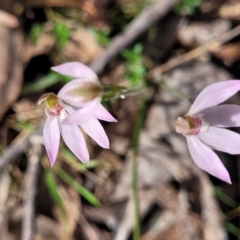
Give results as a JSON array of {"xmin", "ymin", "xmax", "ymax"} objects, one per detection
[
  {"xmin": 60, "ymin": 124, "xmax": 89, "ymax": 163},
  {"xmin": 81, "ymin": 118, "xmax": 110, "ymax": 148},
  {"xmin": 186, "ymin": 136, "xmax": 231, "ymax": 184},
  {"xmin": 43, "ymin": 117, "xmax": 60, "ymax": 166}
]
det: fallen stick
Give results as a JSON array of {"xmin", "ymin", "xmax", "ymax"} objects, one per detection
[
  {"xmin": 90, "ymin": 0, "xmax": 180, "ymax": 75},
  {"xmin": 148, "ymin": 24, "xmax": 240, "ymax": 80},
  {"xmin": 20, "ymin": 135, "xmax": 42, "ymax": 240},
  {"xmin": 0, "ymin": 127, "xmax": 42, "ymax": 174}
]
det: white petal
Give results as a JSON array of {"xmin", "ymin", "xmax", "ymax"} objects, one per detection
[
  {"xmin": 43, "ymin": 117, "xmax": 60, "ymax": 166},
  {"xmin": 81, "ymin": 118, "xmax": 109, "ymax": 148},
  {"xmin": 198, "ymin": 127, "xmax": 240, "ymax": 154},
  {"xmin": 186, "ymin": 136, "xmax": 231, "ymax": 183},
  {"xmin": 60, "ymin": 124, "xmax": 89, "ymax": 163}
]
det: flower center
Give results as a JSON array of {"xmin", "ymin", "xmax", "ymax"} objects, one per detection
[
  {"xmin": 46, "ymin": 93, "xmax": 64, "ymax": 116},
  {"xmin": 175, "ymin": 115, "xmax": 209, "ymax": 136}
]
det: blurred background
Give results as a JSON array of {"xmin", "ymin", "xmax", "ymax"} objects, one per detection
[{"xmin": 1, "ymin": 0, "xmax": 240, "ymax": 239}]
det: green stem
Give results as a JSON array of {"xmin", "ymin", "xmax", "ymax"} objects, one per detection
[{"xmin": 131, "ymin": 97, "xmax": 146, "ymax": 240}]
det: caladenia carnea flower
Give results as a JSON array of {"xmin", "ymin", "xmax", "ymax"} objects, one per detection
[
  {"xmin": 175, "ymin": 80, "xmax": 240, "ymax": 184},
  {"xmin": 38, "ymin": 92, "xmax": 117, "ymax": 166},
  {"xmin": 51, "ymin": 62, "xmax": 128, "ymax": 124},
  {"xmin": 51, "ymin": 62, "xmax": 105, "ymax": 124}
]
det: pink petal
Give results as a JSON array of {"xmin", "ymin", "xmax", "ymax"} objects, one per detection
[
  {"xmin": 81, "ymin": 117, "xmax": 109, "ymax": 148},
  {"xmin": 188, "ymin": 80, "xmax": 240, "ymax": 115},
  {"xmin": 51, "ymin": 62, "xmax": 98, "ymax": 82},
  {"xmin": 63, "ymin": 98, "xmax": 100, "ymax": 125},
  {"xmin": 200, "ymin": 104, "xmax": 240, "ymax": 127},
  {"xmin": 186, "ymin": 136, "xmax": 231, "ymax": 184},
  {"xmin": 95, "ymin": 104, "xmax": 117, "ymax": 122},
  {"xmin": 58, "ymin": 80, "xmax": 101, "ymax": 107},
  {"xmin": 57, "ymin": 79, "xmax": 92, "ymax": 107},
  {"xmin": 43, "ymin": 117, "xmax": 60, "ymax": 166},
  {"xmin": 198, "ymin": 127, "xmax": 240, "ymax": 154},
  {"xmin": 60, "ymin": 124, "xmax": 89, "ymax": 163}
]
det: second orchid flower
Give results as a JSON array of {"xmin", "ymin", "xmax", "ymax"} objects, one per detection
[{"xmin": 175, "ymin": 80, "xmax": 240, "ymax": 184}]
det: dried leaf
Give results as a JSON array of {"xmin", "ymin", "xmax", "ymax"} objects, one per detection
[
  {"xmin": 210, "ymin": 42, "xmax": 240, "ymax": 66},
  {"xmin": 178, "ymin": 19, "xmax": 231, "ymax": 48},
  {"xmin": 219, "ymin": 2, "xmax": 240, "ymax": 20}
]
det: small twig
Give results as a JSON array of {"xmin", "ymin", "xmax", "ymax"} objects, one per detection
[
  {"xmin": 148, "ymin": 24, "xmax": 240, "ymax": 80},
  {"xmin": 20, "ymin": 135, "xmax": 42, "ymax": 240},
  {"xmin": 0, "ymin": 129, "xmax": 30, "ymax": 173},
  {"xmin": 0, "ymin": 126, "xmax": 42, "ymax": 174},
  {"xmin": 226, "ymin": 206, "xmax": 240, "ymax": 221},
  {"xmin": 78, "ymin": 214, "xmax": 101, "ymax": 240},
  {"xmin": 90, "ymin": 0, "xmax": 180, "ymax": 75}
]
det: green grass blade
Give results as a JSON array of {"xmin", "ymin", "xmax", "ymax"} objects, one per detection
[
  {"xmin": 44, "ymin": 170, "xmax": 67, "ymax": 219},
  {"xmin": 225, "ymin": 222, "xmax": 240, "ymax": 239},
  {"xmin": 60, "ymin": 148, "xmax": 100, "ymax": 171},
  {"xmin": 55, "ymin": 167, "xmax": 101, "ymax": 207},
  {"xmin": 21, "ymin": 72, "xmax": 72, "ymax": 95},
  {"xmin": 215, "ymin": 187, "xmax": 238, "ymax": 208}
]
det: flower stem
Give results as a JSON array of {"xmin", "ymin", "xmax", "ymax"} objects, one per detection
[{"xmin": 131, "ymin": 97, "xmax": 146, "ymax": 240}]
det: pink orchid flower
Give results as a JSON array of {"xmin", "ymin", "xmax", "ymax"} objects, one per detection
[
  {"xmin": 175, "ymin": 80, "xmax": 240, "ymax": 184},
  {"xmin": 38, "ymin": 92, "xmax": 117, "ymax": 166},
  {"xmin": 51, "ymin": 62, "xmax": 105, "ymax": 125},
  {"xmin": 38, "ymin": 62, "xmax": 117, "ymax": 166}
]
